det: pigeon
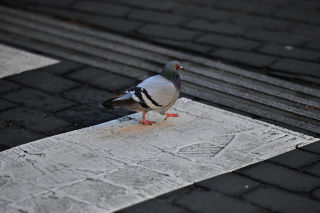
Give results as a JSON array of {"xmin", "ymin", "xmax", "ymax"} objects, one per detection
[{"xmin": 102, "ymin": 61, "xmax": 183, "ymax": 125}]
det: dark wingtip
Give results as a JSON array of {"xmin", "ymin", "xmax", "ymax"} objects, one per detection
[{"xmin": 101, "ymin": 99, "xmax": 114, "ymax": 109}]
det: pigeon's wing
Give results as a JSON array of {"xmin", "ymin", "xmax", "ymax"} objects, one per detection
[
  {"xmin": 103, "ymin": 75, "xmax": 179, "ymax": 112},
  {"xmin": 136, "ymin": 75, "xmax": 179, "ymax": 110},
  {"xmin": 107, "ymin": 87, "xmax": 152, "ymax": 112}
]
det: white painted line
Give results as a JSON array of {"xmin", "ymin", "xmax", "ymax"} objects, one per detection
[
  {"xmin": 0, "ymin": 98, "xmax": 318, "ymax": 213},
  {"xmin": 0, "ymin": 43, "xmax": 58, "ymax": 78}
]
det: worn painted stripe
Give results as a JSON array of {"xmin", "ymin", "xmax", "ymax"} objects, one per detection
[
  {"xmin": 0, "ymin": 98, "xmax": 318, "ymax": 213},
  {"xmin": 0, "ymin": 43, "xmax": 58, "ymax": 78}
]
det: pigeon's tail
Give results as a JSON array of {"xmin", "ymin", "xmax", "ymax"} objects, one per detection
[{"xmin": 102, "ymin": 98, "xmax": 116, "ymax": 109}]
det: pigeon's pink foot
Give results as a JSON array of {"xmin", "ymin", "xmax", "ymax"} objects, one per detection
[
  {"xmin": 164, "ymin": 113, "xmax": 179, "ymax": 120},
  {"xmin": 140, "ymin": 112, "xmax": 155, "ymax": 125}
]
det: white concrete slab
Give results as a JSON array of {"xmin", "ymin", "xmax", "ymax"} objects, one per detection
[
  {"xmin": 0, "ymin": 98, "xmax": 318, "ymax": 213},
  {"xmin": 0, "ymin": 43, "xmax": 58, "ymax": 78}
]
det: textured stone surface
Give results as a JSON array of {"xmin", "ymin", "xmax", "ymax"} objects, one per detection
[
  {"xmin": 271, "ymin": 59, "xmax": 320, "ymax": 78},
  {"xmin": 243, "ymin": 186, "xmax": 320, "ymax": 213},
  {"xmin": 197, "ymin": 34, "xmax": 260, "ymax": 50},
  {"xmin": 0, "ymin": 99, "xmax": 15, "ymax": 112},
  {"xmin": 137, "ymin": 25, "xmax": 200, "ymax": 41},
  {"xmin": 128, "ymin": 10, "xmax": 186, "ymax": 26},
  {"xmin": 3, "ymin": 0, "xmax": 320, "ymax": 87},
  {"xmin": 0, "ymin": 107, "xmax": 72, "ymax": 133},
  {"xmin": 196, "ymin": 173, "xmax": 260, "ymax": 196},
  {"xmin": 67, "ymin": 67, "xmax": 137, "ymax": 92},
  {"xmin": 0, "ymin": 98, "xmax": 317, "ymax": 213},
  {"xmin": 173, "ymin": 189, "xmax": 266, "ymax": 213},
  {"xmin": 0, "ymin": 80, "xmax": 20, "ymax": 94},
  {"xmin": 62, "ymin": 86, "xmax": 114, "ymax": 105},
  {"xmin": 4, "ymin": 88, "xmax": 75, "ymax": 112},
  {"xmin": 212, "ymin": 49, "xmax": 276, "ymax": 68},
  {"xmin": 238, "ymin": 162, "xmax": 320, "ymax": 192},
  {"xmin": 268, "ymin": 149, "xmax": 320, "ymax": 169},
  {"xmin": 72, "ymin": 1, "xmax": 131, "ymax": 17},
  {"xmin": 0, "ymin": 128, "xmax": 46, "ymax": 147},
  {"xmin": 9, "ymin": 71, "xmax": 80, "ymax": 94}
]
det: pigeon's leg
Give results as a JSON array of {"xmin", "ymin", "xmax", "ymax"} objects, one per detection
[
  {"xmin": 164, "ymin": 113, "xmax": 179, "ymax": 120},
  {"xmin": 140, "ymin": 112, "xmax": 155, "ymax": 125}
]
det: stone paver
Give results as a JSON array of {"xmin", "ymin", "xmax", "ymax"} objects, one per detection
[
  {"xmin": 0, "ymin": 99, "xmax": 15, "ymax": 112},
  {"xmin": 269, "ymin": 149, "xmax": 320, "ymax": 169},
  {"xmin": 0, "ymin": 107, "xmax": 72, "ymax": 134},
  {"xmin": 243, "ymin": 186, "xmax": 320, "ymax": 213},
  {"xmin": 8, "ymin": 71, "xmax": 80, "ymax": 94},
  {"xmin": 173, "ymin": 189, "xmax": 266, "ymax": 213},
  {"xmin": 196, "ymin": 173, "xmax": 260, "ymax": 196},
  {"xmin": 212, "ymin": 49, "xmax": 276, "ymax": 68},
  {"xmin": 4, "ymin": 88, "xmax": 75, "ymax": 112},
  {"xmin": 62, "ymin": 86, "xmax": 114, "ymax": 105},
  {"xmin": 67, "ymin": 67, "xmax": 137, "ymax": 92},
  {"xmin": 3, "ymin": 0, "xmax": 320, "ymax": 86},
  {"xmin": 305, "ymin": 162, "xmax": 320, "ymax": 177},
  {"xmin": 72, "ymin": 1, "xmax": 131, "ymax": 17},
  {"xmin": 237, "ymin": 161, "xmax": 320, "ymax": 192},
  {"xmin": 0, "ymin": 58, "xmax": 133, "ymax": 149},
  {"xmin": 0, "ymin": 80, "xmax": 20, "ymax": 94},
  {"xmin": 0, "ymin": 128, "xmax": 46, "ymax": 147}
]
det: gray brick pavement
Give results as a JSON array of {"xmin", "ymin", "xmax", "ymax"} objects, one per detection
[
  {"xmin": 0, "ymin": 61, "xmax": 133, "ymax": 150},
  {"xmin": 8, "ymin": 71, "xmax": 80, "ymax": 94},
  {"xmin": 67, "ymin": 67, "xmax": 137, "ymax": 92},
  {"xmin": 196, "ymin": 173, "xmax": 260, "ymax": 196},
  {"xmin": 3, "ymin": 0, "xmax": 320, "ymax": 86},
  {"xmin": 173, "ymin": 189, "xmax": 266, "ymax": 213},
  {"xmin": 238, "ymin": 161, "xmax": 320, "ymax": 192},
  {"xmin": 212, "ymin": 49, "xmax": 276, "ymax": 67},
  {"xmin": 72, "ymin": 1, "xmax": 131, "ymax": 17},
  {"xmin": 269, "ymin": 149, "xmax": 320, "ymax": 169},
  {"xmin": 243, "ymin": 186, "xmax": 320, "ymax": 213},
  {"xmin": 0, "ymin": 79, "xmax": 20, "ymax": 94},
  {"xmin": 4, "ymin": 88, "xmax": 75, "ymax": 112},
  {"xmin": 197, "ymin": 34, "xmax": 261, "ymax": 51}
]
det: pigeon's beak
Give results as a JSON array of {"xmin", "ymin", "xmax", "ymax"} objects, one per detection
[{"xmin": 179, "ymin": 66, "xmax": 184, "ymax": 70}]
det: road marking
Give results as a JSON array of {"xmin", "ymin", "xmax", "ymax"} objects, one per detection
[
  {"xmin": 0, "ymin": 98, "xmax": 317, "ymax": 212},
  {"xmin": 0, "ymin": 43, "xmax": 58, "ymax": 78}
]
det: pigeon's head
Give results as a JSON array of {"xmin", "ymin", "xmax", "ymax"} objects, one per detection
[
  {"xmin": 161, "ymin": 60, "xmax": 182, "ymax": 84},
  {"xmin": 163, "ymin": 61, "xmax": 183, "ymax": 74}
]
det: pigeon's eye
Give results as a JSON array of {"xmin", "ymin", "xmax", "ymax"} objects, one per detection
[{"xmin": 175, "ymin": 65, "xmax": 180, "ymax": 70}]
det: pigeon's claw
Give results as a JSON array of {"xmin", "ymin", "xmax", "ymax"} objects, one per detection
[
  {"xmin": 140, "ymin": 112, "xmax": 155, "ymax": 125},
  {"xmin": 140, "ymin": 120, "xmax": 155, "ymax": 125},
  {"xmin": 164, "ymin": 113, "xmax": 179, "ymax": 120}
]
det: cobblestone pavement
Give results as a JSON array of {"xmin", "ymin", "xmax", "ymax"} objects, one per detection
[
  {"xmin": 2, "ymin": 0, "xmax": 320, "ymax": 87},
  {"xmin": 0, "ymin": 1, "xmax": 320, "ymax": 213},
  {"xmin": 0, "ymin": 60, "xmax": 136, "ymax": 151}
]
